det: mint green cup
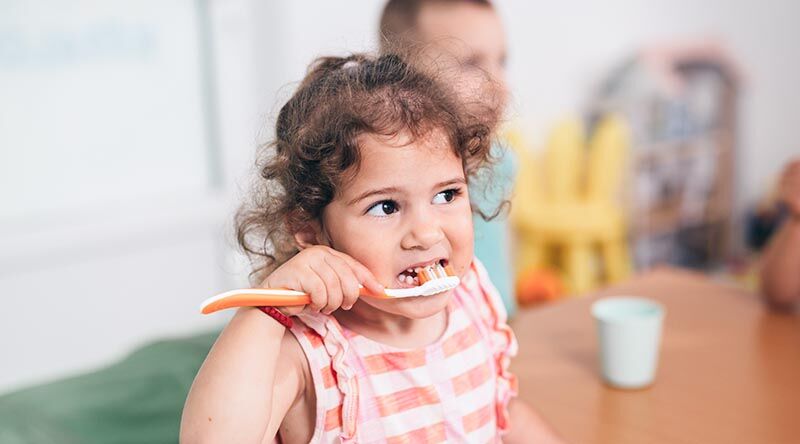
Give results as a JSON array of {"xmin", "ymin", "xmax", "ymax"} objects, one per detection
[{"xmin": 591, "ymin": 297, "xmax": 665, "ymax": 389}]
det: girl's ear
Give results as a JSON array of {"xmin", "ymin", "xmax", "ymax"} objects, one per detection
[{"xmin": 293, "ymin": 220, "xmax": 329, "ymax": 249}]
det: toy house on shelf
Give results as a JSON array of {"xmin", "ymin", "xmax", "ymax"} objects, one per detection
[{"xmin": 588, "ymin": 42, "xmax": 741, "ymax": 270}]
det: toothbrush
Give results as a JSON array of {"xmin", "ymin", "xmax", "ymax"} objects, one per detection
[{"xmin": 200, "ymin": 263, "xmax": 459, "ymax": 314}]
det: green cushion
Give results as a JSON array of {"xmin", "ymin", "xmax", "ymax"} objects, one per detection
[{"xmin": 0, "ymin": 331, "xmax": 218, "ymax": 444}]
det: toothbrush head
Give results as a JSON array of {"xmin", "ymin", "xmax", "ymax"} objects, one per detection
[{"xmin": 379, "ymin": 263, "xmax": 460, "ymax": 298}]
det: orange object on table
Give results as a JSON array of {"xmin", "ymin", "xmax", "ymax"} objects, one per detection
[{"xmin": 515, "ymin": 266, "xmax": 565, "ymax": 305}]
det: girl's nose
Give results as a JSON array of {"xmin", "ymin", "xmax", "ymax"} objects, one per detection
[{"xmin": 400, "ymin": 209, "xmax": 445, "ymax": 250}]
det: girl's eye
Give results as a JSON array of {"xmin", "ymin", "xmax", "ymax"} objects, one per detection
[
  {"xmin": 366, "ymin": 200, "xmax": 398, "ymax": 217},
  {"xmin": 432, "ymin": 188, "xmax": 460, "ymax": 204}
]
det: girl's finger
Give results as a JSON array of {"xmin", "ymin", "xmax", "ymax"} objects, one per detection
[
  {"xmin": 309, "ymin": 260, "xmax": 343, "ymax": 314},
  {"xmin": 265, "ymin": 275, "xmax": 306, "ymax": 316},
  {"xmin": 324, "ymin": 255, "xmax": 361, "ymax": 310},
  {"xmin": 301, "ymin": 270, "xmax": 328, "ymax": 312},
  {"xmin": 327, "ymin": 249, "xmax": 385, "ymax": 294}
]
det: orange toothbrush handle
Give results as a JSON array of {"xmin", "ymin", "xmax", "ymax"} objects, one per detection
[{"xmin": 200, "ymin": 287, "xmax": 375, "ymax": 315}]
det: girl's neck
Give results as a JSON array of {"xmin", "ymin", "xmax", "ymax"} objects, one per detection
[{"xmin": 332, "ymin": 302, "xmax": 448, "ymax": 349}]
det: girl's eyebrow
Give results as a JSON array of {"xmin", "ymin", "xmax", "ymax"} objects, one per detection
[
  {"xmin": 346, "ymin": 177, "xmax": 466, "ymax": 206},
  {"xmin": 434, "ymin": 177, "xmax": 467, "ymax": 189},
  {"xmin": 347, "ymin": 186, "xmax": 400, "ymax": 206}
]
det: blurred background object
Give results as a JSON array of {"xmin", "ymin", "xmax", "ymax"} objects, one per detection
[
  {"xmin": 588, "ymin": 41, "xmax": 740, "ymax": 271},
  {"xmin": 510, "ymin": 115, "xmax": 631, "ymax": 297},
  {"xmin": 2, "ymin": 0, "xmax": 799, "ymax": 406}
]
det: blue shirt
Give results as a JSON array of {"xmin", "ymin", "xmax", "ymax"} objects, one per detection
[{"xmin": 471, "ymin": 142, "xmax": 517, "ymax": 316}]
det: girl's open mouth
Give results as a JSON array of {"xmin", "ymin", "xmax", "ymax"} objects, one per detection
[{"xmin": 395, "ymin": 259, "xmax": 449, "ymax": 288}]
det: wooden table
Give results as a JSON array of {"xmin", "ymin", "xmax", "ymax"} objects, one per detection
[{"xmin": 509, "ymin": 268, "xmax": 800, "ymax": 444}]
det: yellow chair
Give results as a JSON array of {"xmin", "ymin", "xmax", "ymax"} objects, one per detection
[{"xmin": 508, "ymin": 115, "xmax": 631, "ymax": 295}]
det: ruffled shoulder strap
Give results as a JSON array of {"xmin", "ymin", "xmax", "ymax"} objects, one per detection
[
  {"xmin": 289, "ymin": 312, "xmax": 360, "ymax": 443},
  {"xmin": 455, "ymin": 257, "xmax": 519, "ymax": 432}
]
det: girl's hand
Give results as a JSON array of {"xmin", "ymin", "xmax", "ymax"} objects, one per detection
[
  {"xmin": 262, "ymin": 245, "xmax": 384, "ymax": 316},
  {"xmin": 779, "ymin": 159, "xmax": 800, "ymax": 217}
]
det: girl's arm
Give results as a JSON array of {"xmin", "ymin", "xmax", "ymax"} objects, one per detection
[
  {"xmin": 180, "ymin": 245, "xmax": 382, "ymax": 443},
  {"xmin": 179, "ymin": 307, "xmax": 305, "ymax": 443},
  {"xmin": 504, "ymin": 398, "xmax": 566, "ymax": 444}
]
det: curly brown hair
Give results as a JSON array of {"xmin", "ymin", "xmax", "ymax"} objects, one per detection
[{"xmin": 236, "ymin": 51, "xmax": 501, "ymax": 282}]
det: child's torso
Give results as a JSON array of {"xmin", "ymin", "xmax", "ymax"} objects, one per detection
[{"xmin": 283, "ymin": 259, "xmax": 517, "ymax": 444}]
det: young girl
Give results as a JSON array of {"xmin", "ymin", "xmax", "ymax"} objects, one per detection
[{"xmin": 181, "ymin": 53, "xmax": 562, "ymax": 443}]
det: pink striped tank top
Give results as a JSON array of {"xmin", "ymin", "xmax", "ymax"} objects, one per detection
[{"xmin": 288, "ymin": 258, "xmax": 518, "ymax": 443}]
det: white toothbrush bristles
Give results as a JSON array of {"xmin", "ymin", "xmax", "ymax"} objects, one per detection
[{"xmin": 385, "ymin": 262, "xmax": 459, "ymax": 298}]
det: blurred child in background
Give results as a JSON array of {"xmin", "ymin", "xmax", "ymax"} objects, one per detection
[{"xmin": 380, "ymin": 0, "xmax": 519, "ymax": 315}]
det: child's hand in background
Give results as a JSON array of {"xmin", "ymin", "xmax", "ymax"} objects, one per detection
[
  {"xmin": 263, "ymin": 246, "xmax": 384, "ymax": 316},
  {"xmin": 779, "ymin": 158, "xmax": 800, "ymax": 216}
]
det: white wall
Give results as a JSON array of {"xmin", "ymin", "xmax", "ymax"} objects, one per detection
[
  {"xmin": 217, "ymin": 0, "xmax": 800, "ymax": 233},
  {"xmin": 498, "ymin": 0, "xmax": 800, "ymax": 204},
  {"xmin": 0, "ymin": 0, "xmax": 246, "ymax": 391},
  {"xmin": 256, "ymin": 0, "xmax": 800, "ymax": 203},
  {"xmin": 1, "ymin": 0, "xmax": 798, "ymax": 392}
]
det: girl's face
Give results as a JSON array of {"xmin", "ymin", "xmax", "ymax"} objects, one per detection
[{"xmin": 319, "ymin": 129, "xmax": 474, "ymax": 319}]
